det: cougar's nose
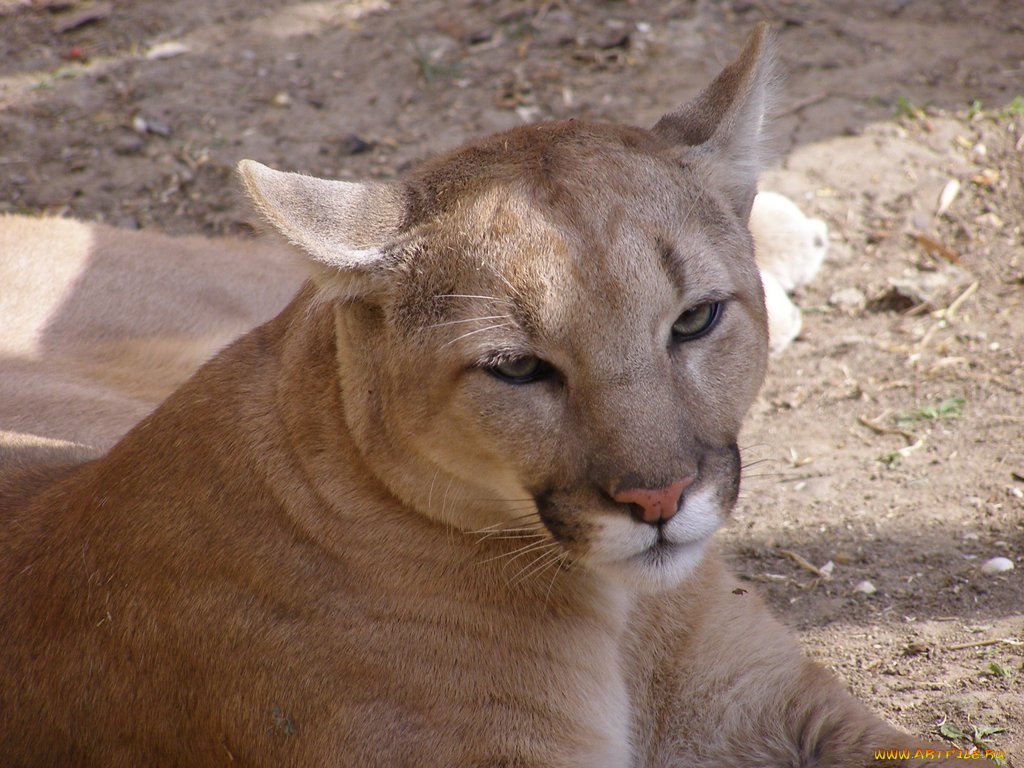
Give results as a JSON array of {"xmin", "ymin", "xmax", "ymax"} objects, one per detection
[{"xmin": 613, "ymin": 477, "xmax": 695, "ymax": 526}]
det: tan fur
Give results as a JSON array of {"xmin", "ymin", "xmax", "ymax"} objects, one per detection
[
  {"xmin": 0, "ymin": 26, "xmax": 962, "ymax": 766},
  {"xmin": 0, "ymin": 215, "xmax": 299, "ymax": 472}
]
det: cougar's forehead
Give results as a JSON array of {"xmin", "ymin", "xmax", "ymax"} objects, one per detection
[
  {"xmin": 425, "ymin": 177, "xmax": 746, "ymax": 352},
  {"xmin": 392, "ymin": 122, "xmax": 760, "ymax": 365}
]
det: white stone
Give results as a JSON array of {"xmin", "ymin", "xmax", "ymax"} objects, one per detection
[
  {"xmin": 980, "ymin": 557, "xmax": 1014, "ymax": 575},
  {"xmin": 829, "ymin": 287, "xmax": 867, "ymax": 311}
]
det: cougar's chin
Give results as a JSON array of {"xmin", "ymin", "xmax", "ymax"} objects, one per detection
[{"xmin": 595, "ymin": 539, "xmax": 712, "ymax": 594}]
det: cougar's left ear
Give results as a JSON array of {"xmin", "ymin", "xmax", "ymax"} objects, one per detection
[
  {"xmin": 652, "ymin": 23, "xmax": 776, "ymax": 222},
  {"xmin": 238, "ymin": 160, "xmax": 406, "ymax": 301}
]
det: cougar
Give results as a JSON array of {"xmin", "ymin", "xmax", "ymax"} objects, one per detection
[{"xmin": 0, "ymin": 25, "xmax": 964, "ymax": 767}]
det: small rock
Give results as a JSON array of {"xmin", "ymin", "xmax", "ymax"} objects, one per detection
[
  {"xmin": 113, "ymin": 133, "xmax": 144, "ymax": 155},
  {"xmin": 936, "ymin": 179, "xmax": 960, "ymax": 217},
  {"xmin": 588, "ymin": 30, "xmax": 630, "ymax": 50},
  {"xmin": 146, "ymin": 41, "xmax": 190, "ymax": 60},
  {"xmin": 131, "ymin": 115, "xmax": 171, "ymax": 137},
  {"xmin": 911, "ymin": 212, "xmax": 932, "ymax": 231},
  {"xmin": 53, "ymin": 1, "xmax": 112, "ymax": 34},
  {"xmin": 337, "ymin": 133, "xmax": 372, "ymax": 155},
  {"xmin": 465, "ymin": 27, "xmax": 494, "ymax": 45},
  {"xmin": 829, "ymin": 287, "xmax": 867, "ymax": 311},
  {"xmin": 854, "ymin": 580, "xmax": 877, "ymax": 595},
  {"xmin": 980, "ymin": 557, "xmax": 1014, "ymax": 575},
  {"xmin": 975, "ymin": 212, "xmax": 1005, "ymax": 230},
  {"xmin": 972, "ymin": 168, "xmax": 999, "ymax": 187},
  {"xmin": 271, "ymin": 91, "xmax": 292, "ymax": 107},
  {"xmin": 145, "ymin": 117, "xmax": 171, "ymax": 137},
  {"xmin": 114, "ymin": 216, "xmax": 140, "ymax": 230}
]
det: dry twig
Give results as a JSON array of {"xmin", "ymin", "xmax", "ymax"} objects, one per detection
[
  {"xmin": 779, "ymin": 550, "xmax": 831, "ymax": 579},
  {"xmin": 944, "ymin": 638, "xmax": 1022, "ymax": 652},
  {"xmin": 857, "ymin": 415, "xmax": 922, "ymax": 446}
]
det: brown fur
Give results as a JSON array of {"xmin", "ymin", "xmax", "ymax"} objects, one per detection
[{"xmin": 0, "ymin": 26, "xmax": 964, "ymax": 766}]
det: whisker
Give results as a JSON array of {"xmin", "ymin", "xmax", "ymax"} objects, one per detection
[
  {"xmin": 465, "ymin": 497, "xmax": 536, "ymax": 504},
  {"xmin": 543, "ymin": 551, "xmax": 571, "ymax": 608},
  {"xmin": 441, "ymin": 323, "xmax": 513, "ymax": 349},
  {"xmin": 471, "ymin": 527, "xmax": 543, "ymax": 543},
  {"xmin": 471, "ymin": 524, "xmax": 540, "ymax": 534},
  {"xmin": 426, "ymin": 468, "xmax": 440, "ymax": 517},
  {"xmin": 433, "ymin": 293, "xmax": 507, "ymax": 302},
  {"xmin": 476, "ymin": 533, "xmax": 547, "ymax": 543},
  {"xmin": 472, "ymin": 523, "xmax": 545, "ymax": 536},
  {"xmin": 440, "ymin": 476, "xmax": 457, "ymax": 540},
  {"xmin": 470, "ymin": 514, "xmax": 539, "ymax": 534},
  {"xmin": 425, "ymin": 314, "xmax": 512, "ymax": 330},
  {"xmin": 509, "ymin": 545, "xmax": 563, "ymax": 587},
  {"xmin": 741, "ymin": 457, "xmax": 781, "ymax": 470},
  {"xmin": 481, "ymin": 261, "xmax": 523, "ymax": 300},
  {"xmin": 479, "ymin": 538, "xmax": 556, "ymax": 567}
]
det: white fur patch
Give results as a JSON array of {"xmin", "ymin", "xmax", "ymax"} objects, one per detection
[{"xmin": 588, "ymin": 484, "xmax": 724, "ymax": 592}]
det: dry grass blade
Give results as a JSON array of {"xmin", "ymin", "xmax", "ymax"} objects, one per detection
[
  {"xmin": 857, "ymin": 415, "xmax": 922, "ymax": 446},
  {"xmin": 913, "ymin": 232, "xmax": 961, "ymax": 264},
  {"xmin": 779, "ymin": 549, "xmax": 831, "ymax": 579},
  {"xmin": 944, "ymin": 638, "xmax": 1023, "ymax": 652}
]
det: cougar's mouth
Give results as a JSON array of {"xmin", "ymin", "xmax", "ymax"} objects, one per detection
[{"xmin": 531, "ymin": 481, "xmax": 724, "ymax": 591}]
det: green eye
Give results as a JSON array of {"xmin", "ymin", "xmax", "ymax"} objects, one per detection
[
  {"xmin": 485, "ymin": 355, "xmax": 551, "ymax": 384},
  {"xmin": 671, "ymin": 301, "xmax": 722, "ymax": 341}
]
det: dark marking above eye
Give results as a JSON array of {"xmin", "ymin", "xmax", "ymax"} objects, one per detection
[
  {"xmin": 655, "ymin": 237, "xmax": 687, "ymax": 289},
  {"xmin": 656, "ymin": 238, "xmax": 676, "ymax": 266}
]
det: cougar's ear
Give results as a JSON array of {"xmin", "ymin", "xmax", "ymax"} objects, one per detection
[
  {"xmin": 238, "ymin": 160, "xmax": 406, "ymax": 301},
  {"xmin": 652, "ymin": 23, "xmax": 776, "ymax": 222}
]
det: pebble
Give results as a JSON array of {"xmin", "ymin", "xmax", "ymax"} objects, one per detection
[
  {"xmin": 146, "ymin": 41, "xmax": 190, "ymax": 60},
  {"xmin": 338, "ymin": 133, "xmax": 372, "ymax": 155},
  {"xmin": 829, "ymin": 287, "xmax": 867, "ymax": 311},
  {"xmin": 936, "ymin": 179, "xmax": 960, "ymax": 216},
  {"xmin": 854, "ymin": 580, "xmax": 877, "ymax": 595},
  {"xmin": 131, "ymin": 115, "xmax": 171, "ymax": 137},
  {"xmin": 145, "ymin": 118, "xmax": 171, "ymax": 137},
  {"xmin": 113, "ymin": 133, "xmax": 144, "ymax": 155},
  {"xmin": 980, "ymin": 557, "xmax": 1014, "ymax": 575}
]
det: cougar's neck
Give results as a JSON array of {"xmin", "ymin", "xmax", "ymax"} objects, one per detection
[{"xmin": 258, "ymin": 285, "xmax": 405, "ymax": 551}]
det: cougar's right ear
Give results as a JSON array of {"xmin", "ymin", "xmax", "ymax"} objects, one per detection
[
  {"xmin": 238, "ymin": 160, "xmax": 406, "ymax": 301},
  {"xmin": 652, "ymin": 23, "xmax": 776, "ymax": 223}
]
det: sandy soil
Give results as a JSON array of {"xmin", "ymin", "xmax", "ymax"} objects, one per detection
[{"xmin": 1, "ymin": 0, "xmax": 1021, "ymax": 760}]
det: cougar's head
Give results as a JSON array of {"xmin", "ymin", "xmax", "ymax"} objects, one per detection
[{"xmin": 240, "ymin": 25, "xmax": 774, "ymax": 593}]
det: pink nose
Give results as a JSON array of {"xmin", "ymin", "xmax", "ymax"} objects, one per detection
[{"xmin": 613, "ymin": 477, "xmax": 694, "ymax": 526}]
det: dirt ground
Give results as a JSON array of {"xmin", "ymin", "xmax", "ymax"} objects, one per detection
[{"xmin": 1, "ymin": 0, "xmax": 1021, "ymax": 760}]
